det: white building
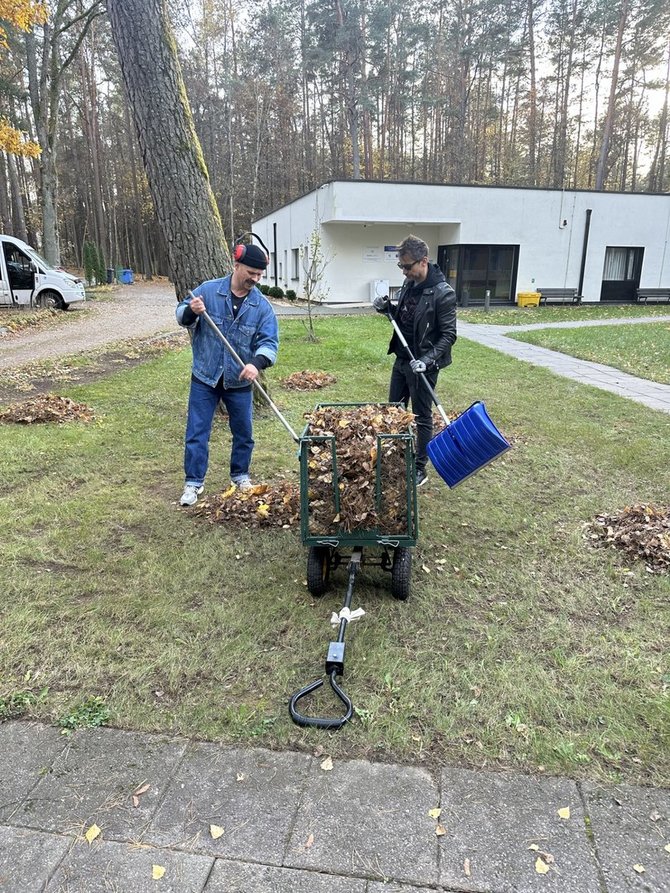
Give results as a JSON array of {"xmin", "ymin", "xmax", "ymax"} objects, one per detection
[{"xmin": 252, "ymin": 180, "xmax": 670, "ymax": 305}]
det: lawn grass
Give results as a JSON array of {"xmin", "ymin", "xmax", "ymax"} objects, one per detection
[
  {"xmin": 460, "ymin": 303, "xmax": 670, "ymax": 325},
  {"xmin": 506, "ymin": 322, "xmax": 670, "ymax": 384},
  {"xmin": 0, "ymin": 314, "xmax": 668, "ymax": 785}
]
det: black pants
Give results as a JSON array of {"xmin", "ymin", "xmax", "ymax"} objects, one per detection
[{"xmin": 389, "ymin": 357, "xmax": 438, "ymax": 473}]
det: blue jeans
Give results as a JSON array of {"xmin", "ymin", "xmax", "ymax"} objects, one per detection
[
  {"xmin": 389, "ymin": 358, "xmax": 439, "ymax": 473},
  {"xmin": 184, "ymin": 376, "xmax": 254, "ymax": 487}
]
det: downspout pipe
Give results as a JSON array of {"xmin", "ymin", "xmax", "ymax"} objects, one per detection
[
  {"xmin": 273, "ymin": 222, "xmax": 278, "ymax": 287},
  {"xmin": 578, "ymin": 209, "xmax": 592, "ymax": 299}
]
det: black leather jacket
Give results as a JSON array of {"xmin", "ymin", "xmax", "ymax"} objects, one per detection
[{"xmin": 387, "ymin": 267, "xmax": 457, "ymax": 369}]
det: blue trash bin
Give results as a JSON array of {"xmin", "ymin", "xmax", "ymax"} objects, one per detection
[{"xmin": 120, "ymin": 269, "xmax": 134, "ymax": 285}]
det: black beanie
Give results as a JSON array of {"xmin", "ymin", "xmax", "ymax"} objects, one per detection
[{"xmin": 236, "ymin": 243, "xmax": 268, "ymax": 270}]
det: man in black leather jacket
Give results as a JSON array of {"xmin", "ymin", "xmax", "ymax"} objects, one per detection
[{"xmin": 374, "ymin": 235, "xmax": 457, "ymax": 487}]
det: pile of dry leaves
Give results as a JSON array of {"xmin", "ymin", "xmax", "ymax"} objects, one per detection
[
  {"xmin": 282, "ymin": 370, "xmax": 337, "ymax": 390},
  {"xmin": 588, "ymin": 503, "xmax": 670, "ymax": 573},
  {"xmin": 303, "ymin": 404, "xmax": 416, "ymax": 535},
  {"xmin": 196, "ymin": 481, "xmax": 301, "ymax": 529},
  {"xmin": 0, "ymin": 393, "xmax": 95, "ymax": 424}
]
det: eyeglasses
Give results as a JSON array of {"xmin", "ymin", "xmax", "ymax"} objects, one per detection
[{"xmin": 397, "ymin": 260, "xmax": 421, "ymax": 271}]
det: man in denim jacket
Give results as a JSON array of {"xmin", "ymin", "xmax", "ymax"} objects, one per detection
[{"xmin": 176, "ymin": 244, "xmax": 278, "ymax": 506}]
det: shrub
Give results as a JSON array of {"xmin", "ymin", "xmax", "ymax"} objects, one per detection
[
  {"xmin": 285, "ymin": 289, "xmax": 297, "ymax": 301},
  {"xmin": 268, "ymin": 286, "xmax": 284, "ymax": 299},
  {"xmin": 258, "ymin": 284, "xmax": 270, "ymax": 295}
]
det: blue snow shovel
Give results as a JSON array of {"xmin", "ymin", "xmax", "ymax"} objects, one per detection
[{"xmin": 385, "ymin": 313, "xmax": 510, "ymax": 488}]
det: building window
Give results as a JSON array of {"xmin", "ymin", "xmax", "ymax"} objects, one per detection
[
  {"xmin": 291, "ymin": 248, "xmax": 299, "ymax": 280},
  {"xmin": 439, "ymin": 244, "xmax": 518, "ymax": 305}
]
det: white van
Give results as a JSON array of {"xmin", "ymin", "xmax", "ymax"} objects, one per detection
[{"xmin": 0, "ymin": 234, "xmax": 86, "ymax": 310}]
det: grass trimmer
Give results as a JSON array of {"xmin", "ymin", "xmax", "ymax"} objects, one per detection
[{"xmin": 385, "ymin": 313, "xmax": 510, "ymax": 487}]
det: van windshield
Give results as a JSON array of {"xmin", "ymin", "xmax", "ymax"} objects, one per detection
[{"xmin": 25, "ymin": 246, "xmax": 55, "ymax": 271}]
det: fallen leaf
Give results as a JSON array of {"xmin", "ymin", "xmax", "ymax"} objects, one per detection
[
  {"xmin": 85, "ymin": 823, "xmax": 101, "ymax": 844},
  {"xmin": 428, "ymin": 808, "xmax": 441, "ymax": 819},
  {"xmin": 236, "ymin": 773, "xmax": 246, "ymax": 782},
  {"xmin": 633, "ymin": 864, "xmax": 645, "ymax": 874},
  {"xmin": 664, "ymin": 843, "xmax": 670, "ymax": 853},
  {"xmin": 209, "ymin": 824, "xmax": 225, "ymax": 839},
  {"xmin": 132, "ymin": 795, "xmax": 140, "ymax": 808},
  {"xmin": 152, "ymin": 864, "xmax": 166, "ymax": 879},
  {"xmin": 528, "ymin": 844, "xmax": 540, "ymax": 851},
  {"xmin": 435, "ymin": 824, "xmax": 447, "ymax": 836},
  {"xmin": 320, "ymin": 756, "xmax": 333, "ymax": 771},
  {"xmin": 464, "ymin": 858, "xmax": 471, "ymax": 877},
  {"xmin": 535, "ymin": 857, "xmax": 550, "ymax": 874},
  {"xmin": 305, "ymin": 833, "xmax": 314, "ymax": 848},
  {"xmin": 558, "ymin": 806, "xmax": 571, "ymax": 820},
  {"xmin": 134, "ymin": 783, "xmax": 150, "ymax": 796}
]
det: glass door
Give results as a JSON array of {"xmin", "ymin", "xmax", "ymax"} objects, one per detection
[
  {"xmin": 439, "ymin": 244, "xmax": 518, "ymax": 305},
  {"xmin": 600, "ymin": 247, "xmax": 643, "ymax": 302}
]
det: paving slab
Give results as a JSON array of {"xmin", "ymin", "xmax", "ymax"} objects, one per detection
[
  {"xmin": 284, "ymin": 757, "xmax": 439, "ymax": 887},
  {"xmin": 583, "ymin": 782, "xmax": 670, "ymax": 892},
  {"xmin": 203, "ymin": 858, "xmax": 366, "ymax": 891},
  {"xmin": 11, "ymin": 725, "xmax": 188, "ymax": 839},
  {"xmin": 0, "ymin": 721, "xmax": 67, "ymax": 823},
  {"xmin": 0, "ymin": 826, "xmax": 70, "ymax": 893},
  {"xmin": 437, "ymin": 768, "xmax": 601, "ymax": 893},
  {"xmin": 145, "ymin": 743, "xmax": 313, "ymax": 866},
  {"xmin": 44, "ymin": 836, "xmax": 213, "ymax": 892}
]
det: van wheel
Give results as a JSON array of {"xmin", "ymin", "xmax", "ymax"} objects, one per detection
[{"xmin": 36, "ymin": 290, "xmax": 64, "ymax": 310}]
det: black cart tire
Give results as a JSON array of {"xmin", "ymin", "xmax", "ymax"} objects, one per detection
[
  {"xmin": 307, "ymin": 546, "xmax": 331, "ymax": 597},
  {"xmin": 391, "ymin": 547, "xmax": 411, "ymax": 600}
]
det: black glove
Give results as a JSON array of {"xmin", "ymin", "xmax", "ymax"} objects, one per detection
[{"xmin": 373, "ymin": 294, "xmax": 390, "ymax": 312}]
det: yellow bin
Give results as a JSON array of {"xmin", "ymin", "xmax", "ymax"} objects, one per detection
[{"xmin": 517, "ymin": 292, "xmax": 541, "ymax": 308}]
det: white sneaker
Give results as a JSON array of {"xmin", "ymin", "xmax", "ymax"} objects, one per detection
[
  {"xmin": 232, "ymin": 476, "xmax": 253, "ymax": 491},
  {"xmin": 180, "ymin": 484, "xmax": 204, "ymax": 506}
]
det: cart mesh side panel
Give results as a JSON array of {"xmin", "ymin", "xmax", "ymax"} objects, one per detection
[{"xmin": 299, "ymin": 403, "xmax": 418, "ymax": 547}]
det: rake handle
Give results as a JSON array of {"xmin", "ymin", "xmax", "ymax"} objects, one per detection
[
  {"xmin": 190, "ymin": 296, "xmax": 300, "ymax": 443},
  {"xmin": 385, "ymin": 313, "xmax": 451, "ymax": 427}
]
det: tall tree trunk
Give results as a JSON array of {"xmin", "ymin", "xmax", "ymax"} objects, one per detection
[
  {"xmin": 595, "ymin": 0, "xmax": 629, "ymax": 190},
  {"xmin": 7, "ymin": 151, "xmax": 29, "ymax": 241},
  {"xmin": 0, "ymin": 154, "xmax": 11, "ymax": 232},
  {"xmin": 106, "ymin": 0, "xmax": 230, "ymax": 296},
  {"xmin": 526, "ymin": 0, "xmax": 537, "ymax": 185}
]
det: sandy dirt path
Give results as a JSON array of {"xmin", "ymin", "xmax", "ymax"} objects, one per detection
[{"xmin": 0, "ymin": 280, "xmax": 179, "ymax": 370}]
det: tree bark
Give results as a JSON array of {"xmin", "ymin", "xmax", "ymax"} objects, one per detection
[
  {"xmin": 106, "ymin": 0, "xmax": 230, "ymax": 297},
  {"xmin": 595, "ymin": 0, "xmax": 629, "ymax": 190}
]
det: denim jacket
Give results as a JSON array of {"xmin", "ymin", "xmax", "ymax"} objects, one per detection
[{"xmin": 176, "ymin": 276, "xmax": 279, "ymax": 389}]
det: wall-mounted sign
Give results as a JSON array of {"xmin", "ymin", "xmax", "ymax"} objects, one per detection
[
  {"xmin": 363, "ymin": 246, "xmax": 382, "ymax": 262},
  {"xmin": 384, "ymin": 246, "xmax": 399, "ymax": 262}
]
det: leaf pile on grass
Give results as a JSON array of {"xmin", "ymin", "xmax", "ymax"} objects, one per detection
[
  {"xmin": 116, "ymin": 332, "xmax": 187, "ymax": 359},
  {"xmin": 282, "ymin": 369, "xmax": 337, "ymax": 390},
  {"xmin": 0, "ymin": 308, "xmax": 60, "ymax": 335},
  {"xmin": 303, "ymin": 404, "xmax": 416, "ymax": 534},
  {"xmin": 588, "ymin": 504, "xmax": 670, "ymax": 573},
  {"xmin": 0, "ymin": 393, "xmax": 95, "ymax": 424},
  {"xmin": 197, "ymin": 481, "xmax": 301, "ymax": 529}
]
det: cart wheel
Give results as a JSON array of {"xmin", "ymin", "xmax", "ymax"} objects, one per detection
[
  {"xmin": 307, "ymin": 546, "xmax": 331, "ymax": 597},
  {"xmin": 391, "ymin": 547, "xmax": 411, "ymax": 600}
]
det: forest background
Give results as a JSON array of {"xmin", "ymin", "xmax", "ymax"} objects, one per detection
[{"xmin": 1, "ymin": 0, "xmax": 669, "ymax": 279}]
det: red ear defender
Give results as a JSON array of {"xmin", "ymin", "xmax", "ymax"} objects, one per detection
[{"xmin": 233, "ymin": 243, "xmax": 246, "ymax": 262}]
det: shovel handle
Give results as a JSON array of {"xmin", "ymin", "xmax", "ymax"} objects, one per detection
[
  {"xmin": 385, "ymin": 312, "xmax": 451, "ymax": 427},
  {"xmin": 189, "ymin": 295, "xmax": 300, "ymax": 443}
]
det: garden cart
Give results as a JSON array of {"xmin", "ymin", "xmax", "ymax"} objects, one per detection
[{"xmin": 288, "ymin": 402, "xmax": 418, "ymax": 730}]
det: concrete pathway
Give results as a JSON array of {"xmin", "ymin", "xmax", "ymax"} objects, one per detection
[
  {"xmin": 455, "ymin": 317, "xmax": 670, "ymax": 415},
  {"xmin": 2, "ymin": 720, "xmax": 669, "ymax": 893}
]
